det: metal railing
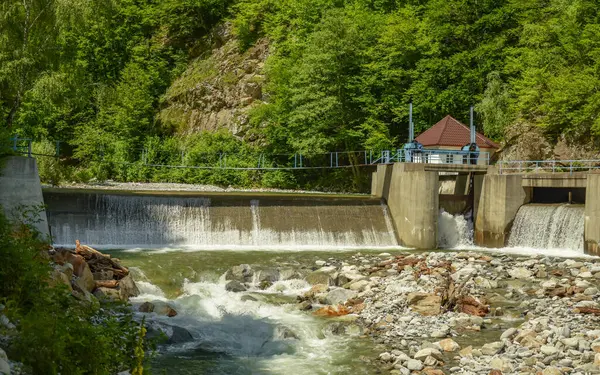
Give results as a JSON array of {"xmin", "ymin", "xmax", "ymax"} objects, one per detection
[
  {"xmin": 498, "ymin": 160, "xmax": 600, "ymax": 175},
  {"xmin": 9, "ymin": 136, "xmax": 33, "ymax": 157},
  {"xmin": 370, "ymin": 148, "xmax": 490, "ymax": 166}
]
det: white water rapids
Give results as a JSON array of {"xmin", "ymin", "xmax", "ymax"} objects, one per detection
[{"xmin": 128, "ymin": 266, "xmax": 375, "ymax": 374}]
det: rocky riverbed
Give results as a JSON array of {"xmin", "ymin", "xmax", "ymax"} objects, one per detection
[{"xmin": 216, "ymin": 250, "xmax": 600, "ymax": 375}]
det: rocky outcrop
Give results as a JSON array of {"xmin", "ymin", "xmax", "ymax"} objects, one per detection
[
  {"xmin": 51, "ymin": 241, "xmax": 139, "ymax": 302},
  {"xmin": 159, "ymin": 23, "xmax": 268, "ymax": 141}
]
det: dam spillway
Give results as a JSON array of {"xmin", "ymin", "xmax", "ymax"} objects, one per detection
[
  {"xmin": 43, "ymin": 191, "xmax": 398, "ymax": 249},
  {"xmin": 507, "ymin": 204, "xmax": 584, "ymax": 252}
]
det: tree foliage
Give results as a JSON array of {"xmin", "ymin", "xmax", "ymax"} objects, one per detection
[{"xmin": 2, "ymin": 0, "xmax": 600, "ymax": 191}]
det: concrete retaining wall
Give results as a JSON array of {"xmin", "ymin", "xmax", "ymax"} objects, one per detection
[
  {"xmin": 0, "ymin": 156, "xmax": 49, "ymax": 238},
  {"xmin": 387, "ymin": 164, "xmax": 439, "ymax": 249},
  {"xmin": 371, "ymin": 164, "xmax": 393, "ymax": 201},
  {"xmin": 585, "ymin": 174, "xmax": 600, "ymax": 255}
]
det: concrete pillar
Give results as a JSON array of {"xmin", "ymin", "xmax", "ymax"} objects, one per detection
[
  {"xmin": 455, "ymin": 173, "xmax": 470, "ymax": 195},
  {"xmin": 584, "ymin": 174, "xmax": 600, "ymax": 256},
  {"xmin": 371, "ymin": 164, "xmax": 393, "ymax": 201},
  {"xmin": 387, "ymin": 163, "xmax": 439, "ymax": 249},
  {"xmin": 475, "ymin": 174, "xmax": 530, "ymax": 247},
  {"xmin": 0, "ymin": 156, "xmax": 49, "ymax": 238}
]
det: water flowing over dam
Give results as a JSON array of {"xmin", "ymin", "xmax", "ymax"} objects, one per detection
[
  {"xmin": 44, "ymin": 192, "xmax": 398, "ymax": 249},
  {"xmin": 507, "ymin": 204, "xmax": 584, "ymax": 251}
]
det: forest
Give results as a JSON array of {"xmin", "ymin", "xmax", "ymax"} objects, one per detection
[{"xmin": 2, "ymin": 0, "xmax": 600, "ymax": 190}]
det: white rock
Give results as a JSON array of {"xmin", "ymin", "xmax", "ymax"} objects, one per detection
[
  {"xmin": 541, "ymin": 345, "xmax": 558, "ymax": 355},
  {"xmin": 379, "ymin": 352, "xmax": 393, "ymax": 362},
  {"xmin": 406, "ymin": 359, "xmax": 423, "ymax": 371},
  {"xmin": 508, "ymin": 267, "xmax": 533, "ymax": 279},
  {"xmin": 315, "ymin": 260, "xmax": 326, "ymax": 266},
  {"xmin": 414, "ymin": 348, "xmax": 442, "ymax": 361},
  {"xmin": 501, "ymin": 327, "xmax": 518, "ymax": 341},
  {"xmin": 0, "ymin": 357, "xmax": 9, "ymax": 375}
]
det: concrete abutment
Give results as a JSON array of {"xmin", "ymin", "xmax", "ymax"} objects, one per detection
[{"xmin": 584, "ymin": 174, "xmax": 600, "ymax": 256}]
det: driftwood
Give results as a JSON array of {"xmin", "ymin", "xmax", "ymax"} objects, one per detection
[
  {"xmin": 75, "ymin": 240, "xmax": 129, "ymax": 278},
  {"xmin": 95, "ymin": 280, "xmax": 119, "ymax": 288},
  {"xmin": 575, "ymin": 307, "xmax": 600, "ymax": 315}
]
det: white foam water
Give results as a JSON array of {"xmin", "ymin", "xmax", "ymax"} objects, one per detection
[
  {"xmin": 508, "ymin": 204, "xmax": 584, "ymax": 252},
  {"xmin": 133, "ymin": 277, "xmax": 373, "ymax": 374},
  {"xmin": 48, "ymin": 194, "xmax": 398, "ymax": 249},
  {"xmin": 437, "ymin": 210, "xmax": 473, "ymax": 248}
]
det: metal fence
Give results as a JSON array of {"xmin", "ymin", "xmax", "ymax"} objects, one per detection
[
  {"xmin": 498, "ymin": 160, "xmax": 600, "ymax": 175},
  {"xmin": 371, "ymin": 149, "xmax": 490, "ymax": 166}
]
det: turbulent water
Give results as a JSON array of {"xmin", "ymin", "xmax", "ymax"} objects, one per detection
[
  {"xmin": 437, "ymin": 210, "xmax": 473, "ymax": 249},
  {"xmin": 507, "ymin": 204, "xmax": 584, "ymax": 252},
  {"xmin": 116, "ymin": 250, "xmax": 386, "ymax": 374},
  {"xmin": 45, "ymin": 193, "xmax": 398, "ymax": 249}
]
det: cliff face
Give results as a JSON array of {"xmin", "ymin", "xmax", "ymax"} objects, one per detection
[{"xmin": 159, "ymin": 25, "xmax": 268, "ymax": 140}]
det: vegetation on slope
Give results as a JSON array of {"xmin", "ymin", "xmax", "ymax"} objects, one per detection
[
  {"xmin": 0, "ymin": 209, "xmax": 147, "ymax": 374},
  {"xmin": 2, "ymin": 0, "xmax": 600, "ymax": 190}
]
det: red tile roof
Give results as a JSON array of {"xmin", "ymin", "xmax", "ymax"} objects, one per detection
[{"xmin": 415, "ymin": 115, "xmax": 499, "ymax": 149}]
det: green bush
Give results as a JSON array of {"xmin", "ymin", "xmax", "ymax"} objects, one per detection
[{"xmin": 0, "ymin": 211, "xmax": 146, "ymax": 374}]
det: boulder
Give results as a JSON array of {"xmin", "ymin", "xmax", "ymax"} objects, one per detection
[
  {"xmin": 145, "ymin": 322, "xmax": 194, "ymax": 345},
  {"xmin": 406, "ymin": 359, "xmax": 424, "ymax": 371},
  {"xmin": 305, "ymin": 271, "xmax": 333, "ymax": 286},
  {"xmin": 50, "ymin": 269, "xmax": 72, "ymax": 291},
  {"xmin": 257, "ymin": 269, "xmax": 280, "ymax": 283},
  {"xmin": 118, "ymin": 275, "xmax": 140, "ymax": 300},
  {"xmin": 279, "ymin": 268, "xmax": 301, "ymax": 281},
  {"xmin": 225, "ymin": 280, "xmax": 247, "ymax": 292},
  {"xmin": 74, "ymin": 262, "xmax": 96, "ymax": 293},
  {"xmin": 0, "ymin": 357, "xmax": 9, "ymax": 375},
  {"xmin": 325, "ymin": 288, "xmax": 357, "ymax": 305},
  {"xmin": 414, "ymin": 348, "xmax": 443, "ymax": 361},
  {"xmin": 438, "ymin": 338, "xmax": 460, "ymax": 352},
  {"xmin": 407, "ymin": 293, "xmax": 441, "ymax": 316},
  {"xmin": 481, "ymin": 341, "xmax": 505, "ymax": 356},
  {"xmin": 139, "ymin": 301, "xmax": 178, "ymax": 317},
  {"xmin": 94, "ymin": 287, "xmax": 121, "ymax": 301},
  {"xmin": 508, "ymin": 267, "xmax": 533, "ymax": 279},
  {"xmin": 226, "ymin": 264, "xmax": 254, "ymax": 282},
  {"xmin": 348, "ymin": 280, "xmax": 370, "ymax": 292}
]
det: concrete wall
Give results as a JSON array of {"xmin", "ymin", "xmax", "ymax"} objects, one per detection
[
  {"xmin": 475, "ymin": 174, "xmax": 530, "ymax": 247},
  {"xmin": 371, "ymin": 164, "xmax": 393, "ymax": 201},
  {"xmin": 521, "ymin": 173, "xmax": 587, "ymax": 188},
  {"xmin": 0, "ymin": 156, "xmax": 49, "ymax": 238},
  {"xmin": 585, "ymin": 174, "xmax": 600, "ymax": 256},
  {"xmin": 387, "ymin": 163, "xmax": 439, "ymax": 249}
]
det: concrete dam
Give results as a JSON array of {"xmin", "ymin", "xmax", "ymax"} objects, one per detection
[
  {"xmin": 371, "ymin": 162, "xmax": 600, "ymax": 255},
  {"xmin": 43, "ymin": 191, "xmax": 398, "ymax": 249}
]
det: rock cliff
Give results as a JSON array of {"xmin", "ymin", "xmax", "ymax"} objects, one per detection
[{"xmin": 159, "ymin": 24, "xmax": 268, "ymax": 140}]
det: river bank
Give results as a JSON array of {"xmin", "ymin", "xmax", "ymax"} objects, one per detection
[{"xmin": 117, "ymin": 248, "xmax": 600, "ymax": 374}]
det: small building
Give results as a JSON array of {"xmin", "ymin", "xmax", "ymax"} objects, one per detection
[{"xmin": 415, "ymin": 115, "xmax": 499, "ymax": 165}]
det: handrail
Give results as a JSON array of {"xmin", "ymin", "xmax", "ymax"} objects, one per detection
[{"xmin": 498, "ymin": 160, "xmax": 600, "ymax": 175}]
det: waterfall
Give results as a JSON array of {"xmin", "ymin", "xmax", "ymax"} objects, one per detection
[
  {"xmin": 46, "ymin": 193, "xmax": 398, "ymax": 249},
  {"xmin": 437, "ymin": 210, "xmax": 473, "ymax": 248},
  {"xmin": 507, "ymin": 204, "xmax": 584, "ymax": 251}
]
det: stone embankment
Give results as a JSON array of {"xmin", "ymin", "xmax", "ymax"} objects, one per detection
[{"xmin": 225, "ymin": 251, "xmax": 600, "ymax": 374}]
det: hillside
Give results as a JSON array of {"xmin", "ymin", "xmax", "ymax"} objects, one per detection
[{"xmin": 2, "ymin": 0, "xmax": 600, "ymax": 190}]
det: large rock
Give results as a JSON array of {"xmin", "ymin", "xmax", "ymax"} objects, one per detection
[
  {"xmin": 257, "ymin": 269, "xmax": 280, "ymax": 283},
  {"xmin": 438, "ymin": 338, "xmax": 460, "ymax": 352},
  {"xmin": 414, "ymin": 348, "xmax": 443, "ymax": 361},
  {"xmin": 139, "ymin": 301, "xmax": 178, "ymax": 317},
  {"xmin": 145, "ymin": 321, "xmax": 194, "ymax": 345},
  {"xmin": 406, "ymin": 359, "xmax": 424, "ymax": 371},
  {"xmin": 94, "ymin": 287, "xmax": 121, "ymax": 301},
  {"xmin": 49, "ymin": 269, "xmax": 72, "ymax": 292},
  {"xmin": 118, "ymin": 275, "xmax": 140, "ymax": 300},
  {"xmin": 325, "ymin": 288, "xmax": 357, "ymax": 305},
  {"xmin": 279, "ymin": 268, "xmax": 301, "ymax": 281},
  {"xmin": 226, "ymin": 264, "xmax": 254, "ymax": 282},
  {"xmin": 225, "ymin": 280, "xmax": 247, "ymax": 292},
  {"xmin": 0, "ymin": 357, "xmax": 9, "ymax": 375},
  {"xmin": 93, "ymin": 270, "xmax": 114, "ymax": 280},
  {"xmin": 508, "ymin": 267, "xmax": 533, "ymax": 279},
  {"xmin": 74, "ymin": 262, "xmax": 95, "ymax": 293},
  {"xmin": 407, "ymin": 293, "xmax": 441, "ymax": 316},
  {"xmin": 305, "ymin": 271, "xmax": 333, "ymax": 286},
  {"xmin": 481, "ymin": 341, "xmax": 505, "ymax": 355}
]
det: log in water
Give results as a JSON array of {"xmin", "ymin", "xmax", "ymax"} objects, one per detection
[{"xmin": 44, "ymin": 192, "xmax": 398, "ymax": 249}]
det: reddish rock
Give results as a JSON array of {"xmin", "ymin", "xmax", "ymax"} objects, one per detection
[{"xmin": 458, "ymin": 296, "xmax": 489, "ymax": 317}]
